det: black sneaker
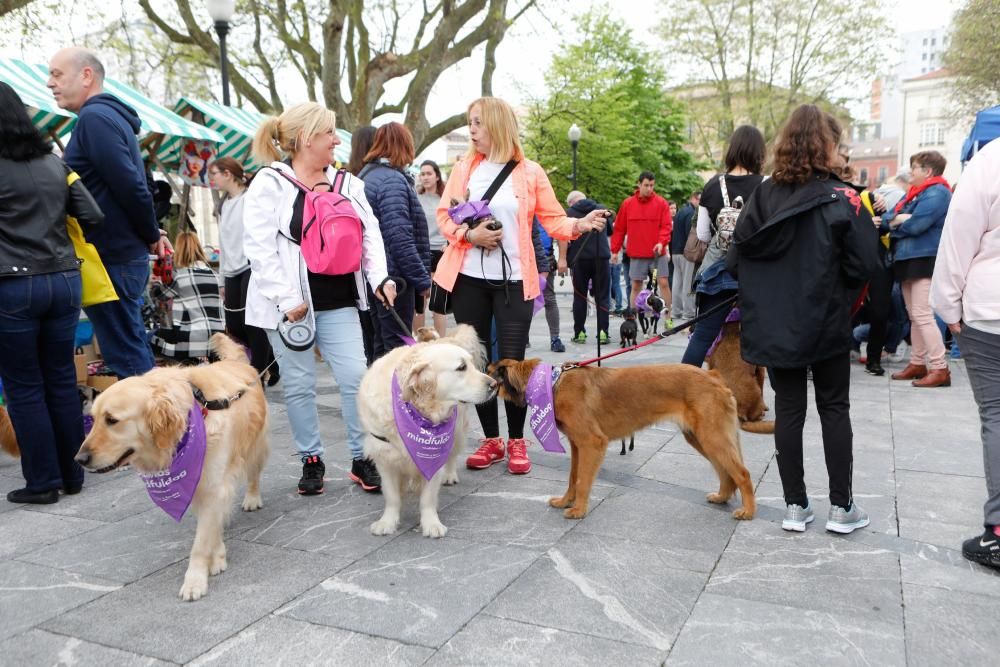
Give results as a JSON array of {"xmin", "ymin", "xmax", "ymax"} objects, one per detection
[
  {"xmin": 865, "ymin": 362, "xmax": 885, "ymax": 376},
  {"xmin": 298, "ymin": 455, "xmax": 325, "ymax": 495},
  {"xmin": 350, "ymin": 458, "xmax": 381, "ymax": 493},
  {"xmin": 962, "ymin": 528, "xmax": 1000, "ymax": 569}
]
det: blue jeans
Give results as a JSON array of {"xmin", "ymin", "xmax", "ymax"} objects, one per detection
[
  {"xmin": 609, "ymin": 262, "xmax": 623, "ymax": 310},
  {"xmin": 935, "ymin": 314, "xmax": 961, "ymax": 358},
  {"xmin": 266, "ymin": 307, "xmax": 366, "ymax": 460},
  {"xmin": 0, "ymin": 271, "xmax": 85, "ymax": 492},
  {"xmin": 682, "ymin": 289, "xmax": 737, "ymax": 367},
  {"xmin": 84, "ymin": 258, "xmax": 155, "ymax": 378}
]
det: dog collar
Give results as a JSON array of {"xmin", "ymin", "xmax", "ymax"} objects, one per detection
[{"xmin": 191, "ymin": 385, "xmax": 246, "ymax": 414}]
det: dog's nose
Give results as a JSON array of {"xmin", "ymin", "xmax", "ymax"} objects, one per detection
[
  {"xmin": 489, "ymin": 378, "xmax": 498, "ymax": 389},
  {"xmin": 74, "ymin": 450, "xmax": 91, "ymax": 466}
]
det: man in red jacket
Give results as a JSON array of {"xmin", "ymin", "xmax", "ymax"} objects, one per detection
[{"xmin": 610, "ymin": 171, "xmax": 673, "ymax": 315}]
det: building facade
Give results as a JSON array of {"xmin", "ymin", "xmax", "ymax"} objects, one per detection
[
  {"xmin": 899, "ymin": 69, "xmax": 970, "ymax": 184},
  {"xmin": 847, "ymin": 138, "xmax": 898, "ymax": 189}
]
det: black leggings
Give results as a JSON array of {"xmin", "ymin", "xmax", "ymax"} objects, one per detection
[
  {"xmin": 223, "ymin": 270, "xmax": 277, "ymax": 377},
  {"xmin": 450, "ymin": 273, "xmax": 534, "ymax": 439},
  {"xmin": 864, "ymin": 262, "xmax": 892, "ymax": 363},
  {"xmin": 768, "ymin": 353, "xmax": 854, "ymax": 509}
]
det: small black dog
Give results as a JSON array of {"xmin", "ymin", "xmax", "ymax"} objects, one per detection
[
  {"xmin": 645, "ymin": 293, "xmax": 665, "ymax": 334},
  {"xmin": 619, "ymin": 308, "xmax": 638, "ymax": 348}
]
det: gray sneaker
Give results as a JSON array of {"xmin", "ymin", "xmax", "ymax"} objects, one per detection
[
  {"xmin": 826, "ymin": 503, "xmax": 870, "ymax": 534},
  {"xmin": 782, "ymin": 503, "xmax": 814, "ymax": 532}
]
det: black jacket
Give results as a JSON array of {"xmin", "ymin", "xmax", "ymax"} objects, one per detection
[
  {"xmin": 669, "ymin": 202, "xmax": 696, "ymax": 256},
  {"xmin": 0, "ymin": 154, "xmax": 104, "ymax": 278},
  {"xmin": 566, "ymin": 198, "xmax": 614, "ymax": 263},
  {"xmin": 726, "ymin": 175, "xmax": 879, "ymax": 368}
]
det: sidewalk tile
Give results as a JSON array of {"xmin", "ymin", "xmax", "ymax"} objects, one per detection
[{"xmin": 0, "ymin": 629, "xmax": 170, "ymax": 666}]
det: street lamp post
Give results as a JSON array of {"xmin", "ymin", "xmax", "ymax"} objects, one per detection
[
  {"xmin": 568, "ymin": 123, "xmax": 581, "ymax": 189},
  {"xmin": 207, "ymin": 0, "xmax": 236, "ymax": 106}
]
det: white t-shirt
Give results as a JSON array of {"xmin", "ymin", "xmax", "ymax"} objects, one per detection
[
  {"xmin": 218, "ymin": 191, "xmax": 249, "ymax": 278},
  {"xmin": 460, "ymin": 160, "xmax": 521, "ymax": 281}
]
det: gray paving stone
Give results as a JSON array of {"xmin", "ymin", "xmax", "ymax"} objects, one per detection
[
  {"xmin": 904, "ymin": 583, "xmax": 999, "ymax": 666},
  {"xmin": 428, "ymin": 615, "xmax": 666, "ymax": 666},
  {"xmin": 900, "ymin": 553, "xmax": 1000, "ymax": 598},
  {"xmin": 276, "ymin": 534, "xmax": 540, "ymax": 648},
  {"xmin": 666, "ymin": 592, "xmax": 906, "ymax": 666},
  {"xmin": 753, "ymin": 480, "xmax": 899, "ymax": 536},
  {"xmin": 0, "ymin": 629, "xmax": 170, "ymax": 666},
  {"xmin": 704, "ymin": 518, "xmax": 903, "ymax": 622},
  {"xmin": 42, "ymin": 540, "xmax": 344, "ymax": 664},
  {"xmin": 896, "ymin": 469, "xmax": 985, "ymax": 548},
  {"xmin": 485, "ymin": 531, "xmax": 706, "ymax": 651},
  {"xmin": 0, "ymin": 509, "xmax": 103, "ymax": 560},
  {"xmin": 573, "ymin": 489, "xmax": 739, "ymax": 573},
  {"xmin": 187, "ymin": 614, "xmax": 433, "ymax": 666},
  {"xmin": 635, "ymin": 448, "xmax": 771, "ymax": 493},
  {"xmin": 0, "ymin": 474, "xmax": 25, "ymax": 513},
  {"xmin": 24, "ymin": 472, "xmax": 155, "ymax": 523},
  {"xmin": 0, "ymin": 560, "xmax": 120, "ymax": 642}
]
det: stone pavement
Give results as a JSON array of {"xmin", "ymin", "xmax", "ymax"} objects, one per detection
[{"xmin": 2, "ymin": 281, "xmax": 999, "ymax": 666}]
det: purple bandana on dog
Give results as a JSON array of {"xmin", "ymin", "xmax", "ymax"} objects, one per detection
[
  {"xmin": 448, "ymin": 200, "xmax": 493, "ymax": 225},
  {"xmin": 706, "ymin": 307, "xmax": 741, "ymax": 358},
  {"xmin": 391, "ymin": 373, "xmax": 458, "ymax": 480},
  {"xmin": 533, "ymin": 276, "xmax": 547, "ymax": 316},
  {"xmin": 634, "ymin": 288, "xmax": 652, "ymax": 314},
  {"xmin": 524, "ymin": 363, "xmax": 565, "ymax": 453},
  {"xmin": 139, "ymin": 401, "xmax": 207, "ymax": 522}
]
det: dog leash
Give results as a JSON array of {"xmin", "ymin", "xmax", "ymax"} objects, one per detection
[
  {"xmin": 564, "ymin": 293, "xmax": 737, "ymax": 369},
  {"xmin": 376, "ymin": 277, "xmax": 416, "ymax": 343}
]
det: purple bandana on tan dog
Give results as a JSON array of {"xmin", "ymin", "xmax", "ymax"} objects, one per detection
[
  {"xmin": 524, "ymin": 363, "xmax": 566, "ymax": 453},
  {"xmin": 391, "ymin": 373, "xmax": 458, "ymax": 480},
  {"xmin": 706, "ymin": 307, "xmax": 742, "ymax": 358},
  {"xmin": 139, "ymin": 401, "xmax": 207, "ymax": 522}
]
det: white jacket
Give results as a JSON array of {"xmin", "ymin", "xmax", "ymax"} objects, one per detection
[
  {"xmin": 242, "ymin": 161, "xmax": 390, "ymax": 330},
  {"xmin": 930, "ymin": 140, "xmax": 1000, "ymax": 334}
]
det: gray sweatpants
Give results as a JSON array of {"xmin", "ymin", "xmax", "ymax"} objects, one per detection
[
  {"xmin": 543, "ymin": 268, "xmax": 559, "ymax": 338},
  {"xmin": 959, "ymin": 324, "xmax": 1000, "ymax": 528}
]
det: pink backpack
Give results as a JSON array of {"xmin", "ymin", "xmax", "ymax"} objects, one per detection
[{"xmin": 277, "ymin": 169, "xmax": 363, "ymax": 276}]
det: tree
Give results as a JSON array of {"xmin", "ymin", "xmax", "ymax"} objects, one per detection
[
  {"xmin": 659, "ymin": 0, "xmax": 887, "ymax": 160},
  {"xmin": 944, "ymin": 0, "xmax": 1000, "ymax": 115},
  {"xmin": 522, "ymin": 12, "xmax": 704, "ymax": 209},
  {"xmin": 135, "ymin": 0, "xmax": 539, "ymax": 152},
  {"xmin": 0, "ymin": 0, "xmax": 33, "ymax": 16}
]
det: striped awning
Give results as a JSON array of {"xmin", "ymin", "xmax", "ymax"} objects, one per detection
[
  {"xmin": 174, "ymin": 97, "xmax": 355, "ymax": 171},
  {"xmin": 0, "ymin": 58, "xmax": 223, "ymax": 169}
]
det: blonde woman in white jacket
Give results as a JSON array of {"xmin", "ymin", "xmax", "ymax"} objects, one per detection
[{"xmin": 244, "ymin": 102, "xmax": 396, "ymax": 496}]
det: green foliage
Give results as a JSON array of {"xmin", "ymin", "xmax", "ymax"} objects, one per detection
[
  {"xmin": 944, "ymin": 0, "xmax": 1000, "ymax": 114},
  {"xmin": 522, "ymin": 12, "xmax": 705, "ymax": 209}
]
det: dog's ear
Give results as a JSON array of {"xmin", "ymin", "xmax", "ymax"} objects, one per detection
[
  {"xmin": 402, "ymin": 359, "xmax": 437, "ymax": 404},
  {"xmin": 414, "ymin": 327, "xmax": 440, "ymax": 343},
  {"xmin": 491, "ymin": 359, "xmax": 538, "ymax": 405},
  {"xmin": 146, "ymin": 388, "xmax": 188, "ymax": 452}
]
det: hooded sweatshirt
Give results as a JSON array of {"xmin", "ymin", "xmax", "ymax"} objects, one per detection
[
  {"xmin": 64, "ymin": 93, "xmax": 160, "ymax": 264},
  {"xmin": 566, "ymin": 198, "xmax": 614, "ymax": 262},
  {"xmin": 610, "ymin": 190, "xmax": 671, "ymax": 259}
]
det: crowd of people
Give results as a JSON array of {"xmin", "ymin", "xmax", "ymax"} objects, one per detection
[{"xmin": 0, "ymin": 46, "xmax": 997, "ymax": 569}]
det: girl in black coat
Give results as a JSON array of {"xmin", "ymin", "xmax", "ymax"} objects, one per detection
[{"xmin": 727, "ymin": 105, "xmax": 880, "ymax": 534}]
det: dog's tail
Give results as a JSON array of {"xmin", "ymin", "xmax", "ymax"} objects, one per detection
[
  {"xmin": 211, "ymin": 333, "xmax": 250, "ymax": 364},
  {"xmin": 0, "ymin": 406, "xmax": 19, "ymax": 459},
  {"xmin": 740, "ymin": 420, "xmax": 775, "ymax": 435}
]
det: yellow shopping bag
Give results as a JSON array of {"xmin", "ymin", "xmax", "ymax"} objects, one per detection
[{"xmin": 66, "ymin": 172, "xmax": 118, "ymax": 307}]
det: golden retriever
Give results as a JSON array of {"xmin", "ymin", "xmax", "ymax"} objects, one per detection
[
  {"xmin": 0, "ymin": 405, "xmax": 17, "ymax": 459},
  {"xmin": 359, "ymin": 325, "xmax": 496, "ymax": 538},
  {"xmin": 707, "ymin": 320, "xmax": 775, "ymax": 434},
  {"xmin": 490, "ymin": 359, "xmax": 756, "ymax": 520},
  {"xmin": 74, "ymin": 334, "xmax": 269, "ymax": 601}
]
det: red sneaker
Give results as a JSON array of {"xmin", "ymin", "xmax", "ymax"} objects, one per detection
[
  {"xmin": 506, "ymin": 438, "xmax": 531, "ymax": 474},
  {"xmin": 466, "ymin": 437, "xmax": 505, "ymax": 469}
]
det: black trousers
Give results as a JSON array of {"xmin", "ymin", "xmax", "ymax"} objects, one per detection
[
  {"xmin": 768, "ymin": 353, "xmax": 854, "ymax": 509},
  {"xmin": 450, "ymin": 274, "xmax": 533, "ymax": 439},
  {"xmin": 571, "ymin": 259, "xmax": 610, "ymax": 336},
  {"xmin": 371, "ymin": 284, "xmax": 415, "ymax": 360},
  {"xmin": 223, "ymin": 270, "xmax": 277, "ymax": 378},
  {"xmin": 864, "ymin": 262, "xmax": 893, "ymax": 364}
]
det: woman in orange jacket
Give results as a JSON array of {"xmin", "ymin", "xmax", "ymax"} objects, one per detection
[{"xmin": 436, "ymin": 97, "xmax": 609, "ymax": 475}]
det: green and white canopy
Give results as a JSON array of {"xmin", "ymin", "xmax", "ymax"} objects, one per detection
[{"xmin": 0, "ymin": 57, "xmax": 223, "ymax": 169}]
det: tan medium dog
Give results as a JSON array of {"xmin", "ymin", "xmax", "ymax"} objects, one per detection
[
  {"xmin": 707, "ymin": 320, "xmax": 775, "ymax": 434},
  {"xmin": 75, "ymin": 334, "xmax": 269, "ymax": 601},
  {"xmin": 490, "ymin": 359, "xmax": 756, "ymax": 520},
  {"xmin": 0, "ymin": 406, "xmax": 18, "ymax": 459},
  {"xmin": 359, "ymin": 325, "xmax": 496, "ymax": 538}
]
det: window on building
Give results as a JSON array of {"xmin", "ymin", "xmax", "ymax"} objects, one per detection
[
  {"xmin": 931, "ymin": 37, "xmax": 936, "ymax": 46},
  {"xmin": 922, "ymin": 53, "xmax": 927, "ymax": 60},
  {"xmin": 878, "ymin": 166, "xmax": 888, "ymax": 184},
  {"xmin": 922, "ymin": 38, "xmax": 928, "ymax": 45},
  {"xmin": 920, "ymin": 122, "xmax": 945, "ymax": 146},
  {"xmin": 859, "ymin": 168, "xmax": 869, "ymax": 185}
]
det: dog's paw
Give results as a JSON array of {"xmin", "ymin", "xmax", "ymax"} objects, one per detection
[
  {"xmin": 421, "ymin": 519, "xmax": 448, "ymax": 538},
  {"xmin": 732, "ymin": 507, "xmax": 755, "ymax": 520},
  {"xmin": 563, "ymin": 506, "xmax": 587, "ymax": 520},
  {"xmin": 706, "ymin": 492, "xmax": 730, "ymax": 505},
  {"xmin": 179, "ymin": 573, "xmax": 208, "ymax": 601},
  {"xmin": 370, "ymin": 518, "xmax": 399, "ymax": 536},
  {"xmin": 241, "ymin": 494, "xmax": 263, "ymax": 512},
  {"xmin": 549, "ymin": 495, "xmax": 573, "ymax": 509},
  {"xmin": 209, "ymin": 554, "xmax": 228, "ymax": 576},
  {"xmin": 442, "ymin": 470, "xmax": 459, "ymax": 485}
]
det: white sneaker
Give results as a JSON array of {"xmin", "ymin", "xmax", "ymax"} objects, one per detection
[
  {"xmin": 782, "ymin": 502, "xmax": 815, "ymax": 532},
  {"xmin": 888, "ymin": 343, "xmax": 907, "ymax": 364},
  {"xmin": 826, "ymin": 503, "xmax": 870, "ymax": 534}
]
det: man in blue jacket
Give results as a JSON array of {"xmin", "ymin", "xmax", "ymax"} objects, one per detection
[
  {"xmin": 48, "ymin": 48, "xmax": 165, "ymax": 378},
  {"xmin": 566, "ymin": 191, "xmax": 614, "ymax": 344}
]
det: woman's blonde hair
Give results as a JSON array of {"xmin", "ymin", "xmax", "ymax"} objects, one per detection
[
  {"xmin": 466, "ymin": 97, "xmax": 524, "ymax": 163},
  {"xmin": 174, "ymin": 230, "xmax": 209, "ymax": 268},
  {"xmin": 251, "ymin": 102, "xmax": 337, "ymax": 164}
]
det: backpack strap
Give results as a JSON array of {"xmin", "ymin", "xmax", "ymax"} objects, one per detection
[
  {"xmin": 719, "ymin": 174, "xmax": 731, "ymax": 208},
  {"xmin": 272, "ymin": 167, "xmax": 311, "ymax": 193},
  {"xmin": 332, "ymin": 168, "xmax": 347, "ymax": 196},
  {"xmin": 482, "ymin": 160, "xmax": 518, "ymax": 203}
]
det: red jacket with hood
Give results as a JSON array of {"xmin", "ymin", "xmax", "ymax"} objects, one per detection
[{"xmin": 610, "ymin": 191, "xmax": 672, "ymax": 259}]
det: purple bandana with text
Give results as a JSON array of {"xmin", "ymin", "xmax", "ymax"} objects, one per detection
[
  {"xmin": 533, "ymin": 276, "xmax": 547, "ymax": 316},
  {"xmin": 525, "ymin": 363, "xmax": 565, "ymax": 453},
  {"xmin": 139, "ymin": 401, "xmax": 206, "ymax": 522},
  {"xmin": 391, "ymin": 373, "xmax": 458, "ymax": 480}
]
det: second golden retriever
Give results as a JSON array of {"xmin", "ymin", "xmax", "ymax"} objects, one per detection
[
  {"xmin": 74, "ymin": 334, "xmax": 269, "ymax": 601},
  {"xmin": 490, "ymin": 359, "xmax": 755, "ymax": 520},
  {"xmin": 707, "ymin": 320, "xmax": 775, "ymax": 434}
]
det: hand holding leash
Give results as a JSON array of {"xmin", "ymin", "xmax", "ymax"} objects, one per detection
[
  {"xmin": 577, "ymin": 209, "xmax": 610, "ymax": 234},
  {"xmin": 376, "ymin": 279, "xmax": 399, "ymax": 307},
  {"xmin": 284, "ymin": 302, "xmax": 309, "ymax": 323},
  {"xmin": 468, "ymin": 224, "xmax": 503, "ymax": 251}
]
